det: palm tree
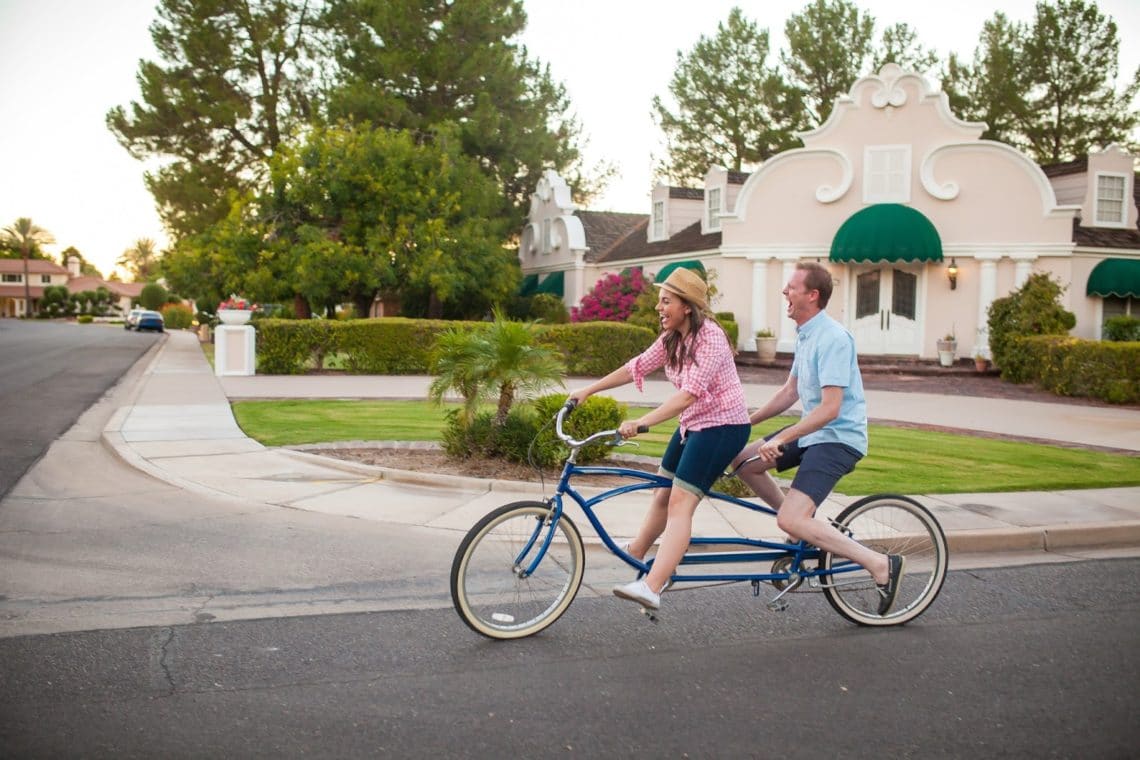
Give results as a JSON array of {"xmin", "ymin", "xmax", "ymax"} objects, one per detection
[
  {"xmin": 1, "ymin": 217, "xmax": 55, "ymax": 316},
  {"xmin": 116, "ymin": 238, "xmax": 160, "ymax": 281},
  {"xmin": 428, "ymin": 310, "xmax": 567, "ymax": 427}
]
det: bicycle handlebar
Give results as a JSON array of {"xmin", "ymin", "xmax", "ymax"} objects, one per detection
[{"xmin": 556, "ymin": 400, "xmax": 649, "ymax": 449}]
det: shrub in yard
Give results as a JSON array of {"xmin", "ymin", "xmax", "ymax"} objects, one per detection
[
  {"xmin": 161, "ymin": 303, "xmax": 194, "ymax": 329},
  {"xmin": 527, "ymin": 393, "xmax": 626, "ymax": 467},
  {"xmin": 139, "ymin": 282, "xmax": 168, "ymax": 310},
  {"xmin": 571, "ymin": 268, "xmax": 650, "ymax": 322},
  {"xmin": 987, "ymin": 273, "xmax": 1075, "ymax": 375},
  {"xmin": 1103, "ymin": 315, "xmax": 1140, "ymax": 342},
  {"xmin": 529, "ymin": 293, "xmax": 569, "ymax": 323}
]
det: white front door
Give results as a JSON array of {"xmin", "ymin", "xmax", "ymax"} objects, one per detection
[{"xmin": 849, "ymin": 265, "xmax": 922, "ymax": 355}]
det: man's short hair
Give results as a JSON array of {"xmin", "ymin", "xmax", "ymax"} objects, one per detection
[{"xmin": 796, "ymin": 262, "xmax": 834, "ymax": 308}]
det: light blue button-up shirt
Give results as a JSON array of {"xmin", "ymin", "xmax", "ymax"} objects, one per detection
[{"xmin": 791, "ymin": 311, "xmax": 868, "ymax": 455}]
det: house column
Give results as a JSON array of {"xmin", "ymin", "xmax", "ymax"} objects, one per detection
[
  {"xmin": 748, "ymin": 259, "xmax": 768, "ymax": 351},
  {"xmin": 777, "ymin": 258, "xmax": 798, "ymax": 352},
  {"xmin": 975, "ymin": 253, "xmax": 1001, "ymax": 358},
  {"xmin": 571, "ymin": 250, "xmax": 586, "ymax": 308},
  {"xmin": 1011, "ymin": 253, "xmax": 1036, "ymax": 289}
]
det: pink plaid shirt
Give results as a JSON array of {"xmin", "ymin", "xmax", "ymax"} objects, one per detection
[{"xmin": 624, "ymin": 319, "xmax": 750, "ymax": 434}]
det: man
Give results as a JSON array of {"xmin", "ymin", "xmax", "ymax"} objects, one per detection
[{"xmin": 733, "ymin": 262, "xmax": 905, "ymax": 616}]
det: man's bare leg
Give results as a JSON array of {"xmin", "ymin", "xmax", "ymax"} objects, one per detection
[{"xmin": 776, "ymin": 488, "xmax": 890, "ymax": 583}]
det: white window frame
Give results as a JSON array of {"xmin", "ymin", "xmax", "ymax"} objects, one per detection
[
  {"xmin": 40, "ymin": 274, "xmax": 52, "ymax": 284},
  {"xmin": 706, "ymin": 187, "xmax": 722, "ymax": 232},
  {"xmin": 2, "ymin": 273, "xmax": 21, "ymax": 283},
  {"xmin": 863, "ymin": 145, "xmax": 911, "ymax": 204},
  {"xmin": 1094, "ymin": 172, "xmax": 1128, "ymax": 227},
  {"xmin": 651, "ymin": 201, "xmax": 665, "ymax": 241}
]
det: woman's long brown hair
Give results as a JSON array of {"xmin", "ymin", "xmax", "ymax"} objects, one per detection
[{"xmin": 661, "ymin": 296, "xmax": 737, "ymax": 370}]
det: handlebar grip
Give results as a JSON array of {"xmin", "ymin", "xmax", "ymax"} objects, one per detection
[
  {"xmin": 636, "ymin": 425, "xmax": 650, "ymax": 434},
  {"xmin": 563, "ymin": 398, "xmax": 578, "ymax": 412}
]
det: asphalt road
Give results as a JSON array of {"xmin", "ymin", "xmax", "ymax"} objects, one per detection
[
  {"xmin": 2, "ymin": 320, "xmax": 1137, "ymax": 758},
  {"xmin": 2, "ymin": 558, "xmax": 1137, "ymax": 758},
  {"xmin": 0, "ymin": 320, "xmax": 159, "ymax": 498}
]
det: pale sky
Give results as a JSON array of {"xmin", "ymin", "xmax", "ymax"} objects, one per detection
[{"xmin": 1, "ymin": 0, "xmax": 1138, "ymax": 280}]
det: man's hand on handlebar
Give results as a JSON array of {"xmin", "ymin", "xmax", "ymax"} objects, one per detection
[{"xmin": 756, "ymin": 438, "xmax": 785, "ymax": 462}]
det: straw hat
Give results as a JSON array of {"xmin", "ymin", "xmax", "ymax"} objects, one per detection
[{"xmin": 655, "ymin": 267, "xmax": 708, "ymax": 312}]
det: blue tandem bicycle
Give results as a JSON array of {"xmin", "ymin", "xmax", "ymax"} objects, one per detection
[{"xmin": 450, "ymin": 402, "xmax": 949, "ymax": 639}]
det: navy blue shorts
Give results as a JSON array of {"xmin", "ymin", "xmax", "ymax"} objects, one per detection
[
  {"xmin": 766, "ymin": 430, "xmax": 863, "ymax": 508},
  {"xmin": 660, "ymin": 423, "xmax": 752, "ymax": 497}
]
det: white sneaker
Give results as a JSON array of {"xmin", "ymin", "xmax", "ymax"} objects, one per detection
[{"xmin": 613, "ymin": 579, "xmax": 661, "ymax": 609}]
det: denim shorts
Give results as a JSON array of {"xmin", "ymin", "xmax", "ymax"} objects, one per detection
[
  {"xmin": 659, "ymin": 423, "xmax": 752, "ymax": 497},
  {"xmin": 766, "ymin": 430, "xmax": 863, "ymax": 508}
]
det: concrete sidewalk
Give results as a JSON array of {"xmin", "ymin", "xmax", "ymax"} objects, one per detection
[{"xmin": 102, "ymin": 330, "xmax": 1140, "ymax": 555}]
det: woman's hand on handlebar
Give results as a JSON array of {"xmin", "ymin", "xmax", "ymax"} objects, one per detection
[
  {"xmin": 566, "ymin": 389, "xmax": 590, "ymax": 407},
  {"xmin": 618, "ymin": 420, "xmax": 648, "ymax": 439}
]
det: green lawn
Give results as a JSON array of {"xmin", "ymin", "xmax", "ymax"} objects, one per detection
[{"xmin": 231, "ymin": 399, "xmax": 1140, "ymax": 495}]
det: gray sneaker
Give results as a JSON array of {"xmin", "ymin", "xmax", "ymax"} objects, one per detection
[{"xmin": 877, "ymin": 554, "xmax": 906, "ymax": 616}]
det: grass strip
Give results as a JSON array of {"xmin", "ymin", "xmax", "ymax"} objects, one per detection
[{"xmin": 231, "ymin": 399, "xmax": 1140, "ymax": 495}]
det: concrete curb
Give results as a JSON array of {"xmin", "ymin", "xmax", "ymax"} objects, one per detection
[{"xmin": 285, "ymin": 448, "xmax": 1140, "ymax": 555}]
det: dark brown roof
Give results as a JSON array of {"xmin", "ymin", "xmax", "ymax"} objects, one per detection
[
  {"xmin": 728, "ymin": 171, "xmax": 750, "ymax": 185},
  {"xmin": 1072, "ymin": 217, "xmax": 1140, "ymax": 249},
  {"xmin": 596, "ymin": 221, "xmax": 722, "ymax": 264},
  {"xmin": 669, "ymin": 187, "xmax": 704, "ymax": 200},
  {"xmin": 1041, "ymin": 157, "xmax": 1088, "ymax": 177},
  {"xmin": 577, "ymin": 211, "xmax": 648, "ymax": 262}
]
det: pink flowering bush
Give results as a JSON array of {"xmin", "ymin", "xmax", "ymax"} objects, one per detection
[{"xmin": 571, "ymin": 269, "xmax": 649, "ymax": 323}]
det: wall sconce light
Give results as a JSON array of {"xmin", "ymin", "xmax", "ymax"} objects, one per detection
[{"xmin": 947, "ymin": 257, "xmax": 959, "ymax": 290}]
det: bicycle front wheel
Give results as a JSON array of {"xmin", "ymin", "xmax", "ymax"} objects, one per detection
[
  {"xmin": 451, "ymin": 501, "xmax": 585, "ymax": 639},
  {"xmin": 820, "ymin": 494, "xmax": 948, "ymax": 626}
]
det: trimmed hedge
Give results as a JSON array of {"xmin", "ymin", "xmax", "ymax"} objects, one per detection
[
  {"xmin": 999, "ymin": 335, "xmax": 1140, "ymax": 404},
  {"xmin": 254, "ymin": 317, "xmax": 656, "ymax": 376},
  {"xmin": 535, "ymin": 322, "xmax": 656, "ymax": 375}
]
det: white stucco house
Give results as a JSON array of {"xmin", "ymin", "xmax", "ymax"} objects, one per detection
[
  {"xmin": 0, "ymin": 256, "xmax": 144, "ymax": 317},
  {"xmin": 518, "ymin": 64, "xmax": 1140, "ymax": 361}
]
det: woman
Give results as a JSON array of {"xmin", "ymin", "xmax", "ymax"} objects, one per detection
[{"xmin": 569, "ymin": 267, "xmax": 751, "ymax": 610}]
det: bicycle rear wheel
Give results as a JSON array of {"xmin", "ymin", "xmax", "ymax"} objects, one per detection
[
  {"xmin": 820, "ymin": 494, "xmax": 948, "ymax": 626},
  {"xmin": 451, "ymin": 501, "xmax": 585, "ymax": 639}
]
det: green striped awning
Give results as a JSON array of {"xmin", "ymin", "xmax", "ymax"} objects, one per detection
[
  {"xmin": 830, "ymin": 204, "xmax": 943, "ymax": 263},
  {"xmin": 519, "ymin": 273, "xmax": 539, "ymax": 296},
  {"xmin": 535, "ymin": 271, "xmax": 564, "ymax": 297},
  {"xmin": 654, "ymin": 260, "xmax": 706, "ymax": 283},
  {"xmin": 1086, "ymin": 258, "xmax": 1140, "ymax": 298}
]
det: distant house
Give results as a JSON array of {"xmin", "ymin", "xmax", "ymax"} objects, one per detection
[
  {"xmin": 0, "ymin": 256, "xmax": 144, "ymax": 317},
  {"xmin": 520, "ymin": 63, "xmax": 1140, "ymax": 360}
]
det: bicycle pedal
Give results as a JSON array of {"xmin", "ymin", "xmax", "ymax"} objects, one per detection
[
  {"xmin": 640, "ymin": 606, "xmax": 660, "ymax": 623},
  {"xmin": 766, "ymin": 599, "xmax": 789, "ymax": 612}
]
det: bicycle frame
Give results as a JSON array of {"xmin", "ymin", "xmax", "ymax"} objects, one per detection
[{"xmin": 518, "ymin": 456, "xmax": 866, "ymax": 590}]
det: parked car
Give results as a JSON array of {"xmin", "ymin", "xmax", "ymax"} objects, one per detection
[
  {"xmin": 135, "ymin": 310, "xmax": 165, "ymax": 333},
  {"xmin": 124, "ymin": 307, "xmax": 145, "ymax": 330}
]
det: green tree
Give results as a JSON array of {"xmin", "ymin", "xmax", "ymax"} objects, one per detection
[
  {"xmin": 139, "ymin": 282, "xmax": 169, "ymax": 310},
  {"xmin": 268, "ymin": 123, "xmax": 517, "ymax": 319},
  {"xmin": 871, "ymin": 22, "xmax": 940, "ymax": 74},
  {"xmin": 1, "ymin": 217, "xmax": 55, "ymax": 314},
  {"xmin": 428, "ymin": 310, "xmax": 566, "ymax": 427},
  {"xmin": 941, "ymin": 13, "xmax": 1030, "ymax": 145},
  {"xmin": 1019, "ymin": 0, "xmax": 1140, "ymax": 163},
  {"xmin": 106, "ymin": 0, "xmax": 322, "ymax": 239},
  {"xmin": 57, "ymin": 246, "xmax": 103, "ymax": 278},
  {"xmin": 781, "ymin": 0, "xmax": 876, "ymax": 125},
  {"xmin": 324, "ymin": 0, "xmax": 586, "ymax": 217},
  {"xmin": 652, "ymin": 7, "xmax": 804, "ymax": 184},
  {"xmin": 117, "ymin": 238, "xmax": 162, "ymax": 282}
]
